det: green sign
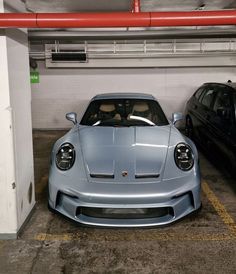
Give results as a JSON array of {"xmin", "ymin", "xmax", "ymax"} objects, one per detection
[{"xmin": 30, "ymin": 71, "xmax": 39, "ymax": 84}]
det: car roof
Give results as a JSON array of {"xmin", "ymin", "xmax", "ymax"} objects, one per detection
[
  {"xmin": 203, "ymin": 82, "xmax": 236, "ymax": 91},
  {"xmin": 92, "ymin": 93, "xmax": 156, "ymax": 100}
]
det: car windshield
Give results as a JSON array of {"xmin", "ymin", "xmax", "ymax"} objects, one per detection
[{"xmin": 80, "ymin": 98, "xmax": 169, "ymax": 127}]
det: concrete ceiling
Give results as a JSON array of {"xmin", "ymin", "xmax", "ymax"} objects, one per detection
[
  {"xmin": 24, "ymin": 0, "xmax": 132, "ymax": 12},
  {"xmin": 21, "ymin": 0, "xmax": 236, "ymax": 40},
  {"xmin": 22, "ymin": 0, "xmax": 236, "ymax": 12},
  {"xmin": 143, "ymin": 0, "xmax": 236, "ymax": 11},
  {"xmin": 24, "ymin": 0, "xmax": 236, "ymax": 13}
]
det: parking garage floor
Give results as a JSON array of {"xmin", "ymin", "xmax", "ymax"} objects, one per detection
[{"xmin": 0, "ymin": 130, "xmax": 236, "ymax": 274}]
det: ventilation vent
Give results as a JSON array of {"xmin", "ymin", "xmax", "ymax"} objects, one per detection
[
  {"xmin": 135, "ymin": 173, "xmax": 160, "ymax": 179},
  {"xmin": 90, "ymin": 173, "xmax": 114, "ymax": 179},
  {"xmin": 51, "ymin": 50, "xmax": 87, "ymax": 62}
]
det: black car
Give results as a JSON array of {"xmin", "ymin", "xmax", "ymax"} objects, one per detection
[{"xmin": 185, "ymin": 82, "xmax": 236, "ymax": 172}]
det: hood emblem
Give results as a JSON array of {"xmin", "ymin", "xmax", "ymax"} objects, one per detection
[{"xmin": 122, "ymin": 171, "xmax": 128, "ymax": 177}]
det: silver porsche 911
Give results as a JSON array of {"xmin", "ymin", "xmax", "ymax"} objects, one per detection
[{"xmin": 48, "ymin": 93, "xmax": 201, "ymax": 227}]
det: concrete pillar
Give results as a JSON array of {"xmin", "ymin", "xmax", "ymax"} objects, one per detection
[{"xmin": 0, "ymin": 1, "xmax": 35, "ymax": 239}]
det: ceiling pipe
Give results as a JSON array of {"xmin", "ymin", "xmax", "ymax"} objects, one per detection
[
  {"xmin": 133, "ymin": 0, "xmax": 141, "ymax": 13},
  {"xmin": 28, "ymin": 29, "xmax": 236, "ymax": 41},
  {"xmin": 2, "ymin": 10, "xmax": 236, "ymax": 28}
]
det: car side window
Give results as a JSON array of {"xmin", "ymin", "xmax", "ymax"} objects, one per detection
[
  {"xmin": 194, "ymin": 86, "xmax": 205, "ymax": 101},
  {"xmin": 213, "ymin": 89, "xmax": 231, "ymax": 113},
  {"xmin": 200, "ymin": 87, "xmax": 216, "ymax": 109},
  {"xmin": 233, "ymin": 92, "xmax": 236, "ymax": 108},
  {"xmin": 234, "ymin": 93, "xmax": 236, "ymax": 121},
  {"xmin": 234, "ymin": 92, "xmax": 236, "ymax": 110}
]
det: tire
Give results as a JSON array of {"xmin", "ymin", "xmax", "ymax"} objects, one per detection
[{"xmin": 185, "ymin": 116, "xmax": 194, "ymax": 139}]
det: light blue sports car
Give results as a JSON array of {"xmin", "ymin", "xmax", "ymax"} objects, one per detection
[{"xmin": 48, "ymin": 93, "xmax": 201, "ymax": 227}]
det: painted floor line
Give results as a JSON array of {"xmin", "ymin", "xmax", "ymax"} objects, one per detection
[
  {"xmin": 202, "ymin": 180, "xmax": 236, "ymax": 238},
  {"xmin": 35, "ymin": 233, "xmax": 71, "ymax": 241},
  {"xmin": 33, "ymin": 180, "xmax": 236, "ymax": 242}
]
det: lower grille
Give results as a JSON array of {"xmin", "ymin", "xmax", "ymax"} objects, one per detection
[{"xmin": 77, "ymin": 207, "xmax": 173, "ymax": 219}]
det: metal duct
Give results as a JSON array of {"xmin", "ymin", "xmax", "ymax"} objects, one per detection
[{"xmin": 28, "ymin": 29, "xmax": 236, "ymax": 41}]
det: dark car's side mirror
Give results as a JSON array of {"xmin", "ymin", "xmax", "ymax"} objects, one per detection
[
  {"xmin": 66, "ymin": 112, "xmax": 77, "ymax": 125},
  {"xmin": 172, "ymin": 112, "xmax": 184, "ymax": 125}
]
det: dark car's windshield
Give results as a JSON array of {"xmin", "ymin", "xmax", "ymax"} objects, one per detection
[{"xmin": 80, "ymin": 98, "xmax": 169, "ymax": 127}]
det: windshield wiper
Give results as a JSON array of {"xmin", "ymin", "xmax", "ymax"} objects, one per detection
[
  {"xmin": 92, "ymin": 120, "xmax": 101, "ymax": 126},
  {"xmin": 129, "ymin": 115, "xmax": 155, "ymax": 126}
]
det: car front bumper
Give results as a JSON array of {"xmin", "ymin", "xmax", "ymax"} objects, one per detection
[{"xmin": 48, "ymin": 175, "xmax": 201, "ymax": 227}]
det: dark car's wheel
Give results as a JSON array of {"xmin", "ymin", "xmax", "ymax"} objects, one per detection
[{"xmin": 185, "ymin": 116, "xmax": 194, "ymax": 139}]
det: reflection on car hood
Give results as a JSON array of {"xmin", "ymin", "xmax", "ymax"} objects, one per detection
[{"xmin": 78, "ymin": 126, "xmax": 171, "ymax": 182}]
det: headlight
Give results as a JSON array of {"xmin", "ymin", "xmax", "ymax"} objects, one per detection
[
  {"xmin": 174, "ymin": 143, "xmax": 194, "ymax": 171},
  {"xmin": 56, "ymin": 143, "xmax": 75, "ymax": 170}
]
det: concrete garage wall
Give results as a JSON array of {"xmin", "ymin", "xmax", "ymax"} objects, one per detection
[
  {"xmin": 31, "ymin": 63, "xmax": 236, "ymax": 129},
  {"xmin": 0, "ymin": 0, "xmax": 35, "ymax": 238},
  {"xmin": 7, "ymin": 30, "xmax": 35, "ymax": 230}
]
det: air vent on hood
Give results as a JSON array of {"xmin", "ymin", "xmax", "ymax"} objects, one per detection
[
  {"xmin": 90, "ymin": 173, "xmax": 114, "ymax": 179},
  {"xmin": 135, "ymin": 173, "xmax": 160, "ymax": 179}
]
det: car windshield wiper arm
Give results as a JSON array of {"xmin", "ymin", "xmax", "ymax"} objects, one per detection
[
  {"xmin": 92, "ymin": 120, "xmax": 101, "ymax": 126},
  {"xmin": 129, "ymin": 115, "xmax": 155, "ymax": 126}
]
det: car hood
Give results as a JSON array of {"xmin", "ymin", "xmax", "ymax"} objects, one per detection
[{"xmin": 78, "ymin": 125, "xmax": 171, "ymax": 182}]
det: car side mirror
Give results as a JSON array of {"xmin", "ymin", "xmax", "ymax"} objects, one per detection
[
  {"xmin": 172, "ymin": 112, "xmax": 184, "ymax": 125},
  {"xmin": 66, "ymin": 112, "xmax": 77, "ymax": 125}
]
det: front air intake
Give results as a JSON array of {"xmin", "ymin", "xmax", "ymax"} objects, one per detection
[{"xmin": 77, "ymin": 207, "xmax": 174, "ymax": 219}]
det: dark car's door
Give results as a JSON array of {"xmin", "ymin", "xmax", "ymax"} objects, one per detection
[
  {"xmin": 192, "ymin": 84, "xmax": 217, "ymax": 143},
  {"xmin": 186, "ymin": 85, "xmax": 206, "ymax": 139},
  {"xmin": 207, "ymin": 85, "xmax": 236, "ymax": 165}
]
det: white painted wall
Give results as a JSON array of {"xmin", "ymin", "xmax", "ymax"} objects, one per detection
[
  {"xmin": 7, "ymin": 29, "xmax": 35, "ymax": 231},
  {"xmin": 0, "ymin": 0, "xmax": 34, "ymax": 238},
  {"xmin": 0, "ymin": 29, "xmax": 35, "ymax": 237},
  {"xmin": 0, "ymin": 34, "xmax": 18, "ymax": 236},
  {"xmin": 31, "ymin": 62, "xmax": 236, "ymax": 129}
]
